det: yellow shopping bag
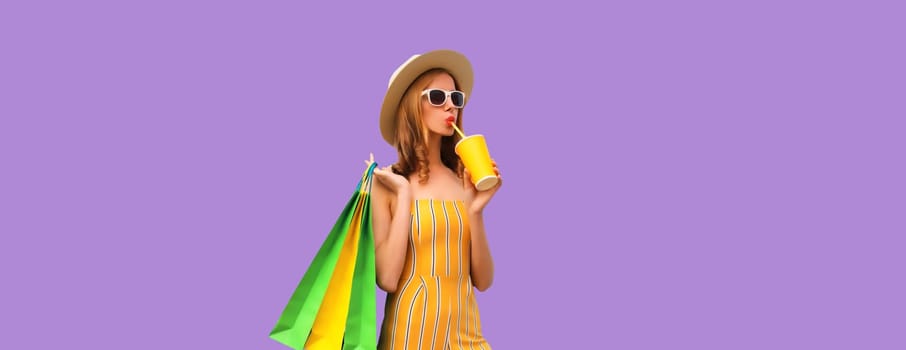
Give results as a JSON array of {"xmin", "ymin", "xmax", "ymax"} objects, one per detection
[{"xmin": 303, "ymin": 191, "xmax": 365, "ymax": 349}]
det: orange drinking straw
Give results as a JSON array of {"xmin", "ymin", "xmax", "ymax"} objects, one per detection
[{"xmin": 449, "ymin": 121, "xmax": 466, "ymax": 138}]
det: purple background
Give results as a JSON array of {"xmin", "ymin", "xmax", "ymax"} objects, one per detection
[{"xmin": 2, "ymin": 1, "xmax": 904, "ymax": 349}]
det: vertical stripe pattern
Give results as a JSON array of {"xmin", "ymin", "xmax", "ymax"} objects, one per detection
[{"xmin": 378, "ymin": 199, "xmax": 491, "ymax": 350}]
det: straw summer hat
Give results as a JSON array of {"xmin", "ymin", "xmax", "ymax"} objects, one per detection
[{"xmin": 379, "ymin": 49, "xmax": 474, "ymax": 146}]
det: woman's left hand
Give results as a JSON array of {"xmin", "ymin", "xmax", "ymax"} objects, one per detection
[{"xmin": 463, "ymin": 159, "xmax": 502, "ymax": 215}]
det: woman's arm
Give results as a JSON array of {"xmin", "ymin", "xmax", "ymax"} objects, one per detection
[
  {"xmin": 372, "ymin": 180, "xmax": 412, "ymax": 293},
  {"xmin": 468, "ymin": 210, "xmax": 494, "ymax": 292}
]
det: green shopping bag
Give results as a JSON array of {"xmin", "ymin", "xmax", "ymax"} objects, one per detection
[{"xmin": 269, "ymin": 162, "xmax": 378, "ymax": 350}]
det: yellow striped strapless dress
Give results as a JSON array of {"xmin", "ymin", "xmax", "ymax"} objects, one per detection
[{"xmin": 377, "ymin": 199, "xmax": 491, "ymax": 350}]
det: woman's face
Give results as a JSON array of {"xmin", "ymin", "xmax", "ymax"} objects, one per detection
[{"xmin": 420, "ymin": 72, "xmax": 463, "ymax": 139}]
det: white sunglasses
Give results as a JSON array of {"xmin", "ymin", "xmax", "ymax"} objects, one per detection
[{"xmin": 421, "ymin": 89, "xmax": 466, "ymax": 108}]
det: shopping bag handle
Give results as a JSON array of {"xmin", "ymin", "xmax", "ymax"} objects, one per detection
[{"xmin": 357, "ymin": 162, "xmax": 377, "ymax": 195}]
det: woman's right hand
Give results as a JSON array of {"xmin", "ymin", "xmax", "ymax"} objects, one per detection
[{"xmin": 366, "ymin": 153, "xmax": 410, "ymax": 195}]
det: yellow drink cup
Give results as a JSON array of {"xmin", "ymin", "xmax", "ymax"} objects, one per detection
[{"xmin": 455, "ymin": 134, "xmax": 499, "ymax": 191}]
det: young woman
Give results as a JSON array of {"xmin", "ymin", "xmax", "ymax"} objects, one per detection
[{"xmin": 367, "ymin": 49, "xmax": 501, "ymax": 350}]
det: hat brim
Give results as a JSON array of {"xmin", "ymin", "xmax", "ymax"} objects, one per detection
[{"xmin": 380, "ymin": 49, "xmax": 474, "ymax": 146}]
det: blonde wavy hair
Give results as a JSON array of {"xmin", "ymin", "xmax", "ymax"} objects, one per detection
[{"xmin": 390, "ymin": 68, "xmax": 464, "ymax": 184}]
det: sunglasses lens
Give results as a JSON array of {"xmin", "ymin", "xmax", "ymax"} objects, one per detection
[
  {"xmin": 451, "ymin": 92, "xmax": 464, "ymax": 107},
  {"xmin": 428, "ymin": 90, "xmax": 446, "ymax": 105}
]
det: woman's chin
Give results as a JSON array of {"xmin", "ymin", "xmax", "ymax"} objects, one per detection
[{"xmin": 433, "ymin": 127, "xmax": 455, "ymax": 137}]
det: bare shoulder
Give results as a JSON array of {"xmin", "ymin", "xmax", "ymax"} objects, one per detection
[{"xmin": 370, "ymin": 174, "xmax": 391, "ymax": 207}]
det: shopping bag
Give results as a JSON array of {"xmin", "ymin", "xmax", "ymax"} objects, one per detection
[
  {"xmin": 305, "ymin": 179, "xmax": 366, "ymax": 349},
  {"xmin": 341, "ymin": 173, "xmax": 377, "ymax": 350},
  {"xmin": 269, "ymin": 162, "xmax": 378, "ymax": 350}
]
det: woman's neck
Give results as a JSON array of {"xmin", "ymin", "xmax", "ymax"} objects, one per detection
[{"xmin": 425, "ymin": 133, "xmax": 445, "ymax": 172}]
